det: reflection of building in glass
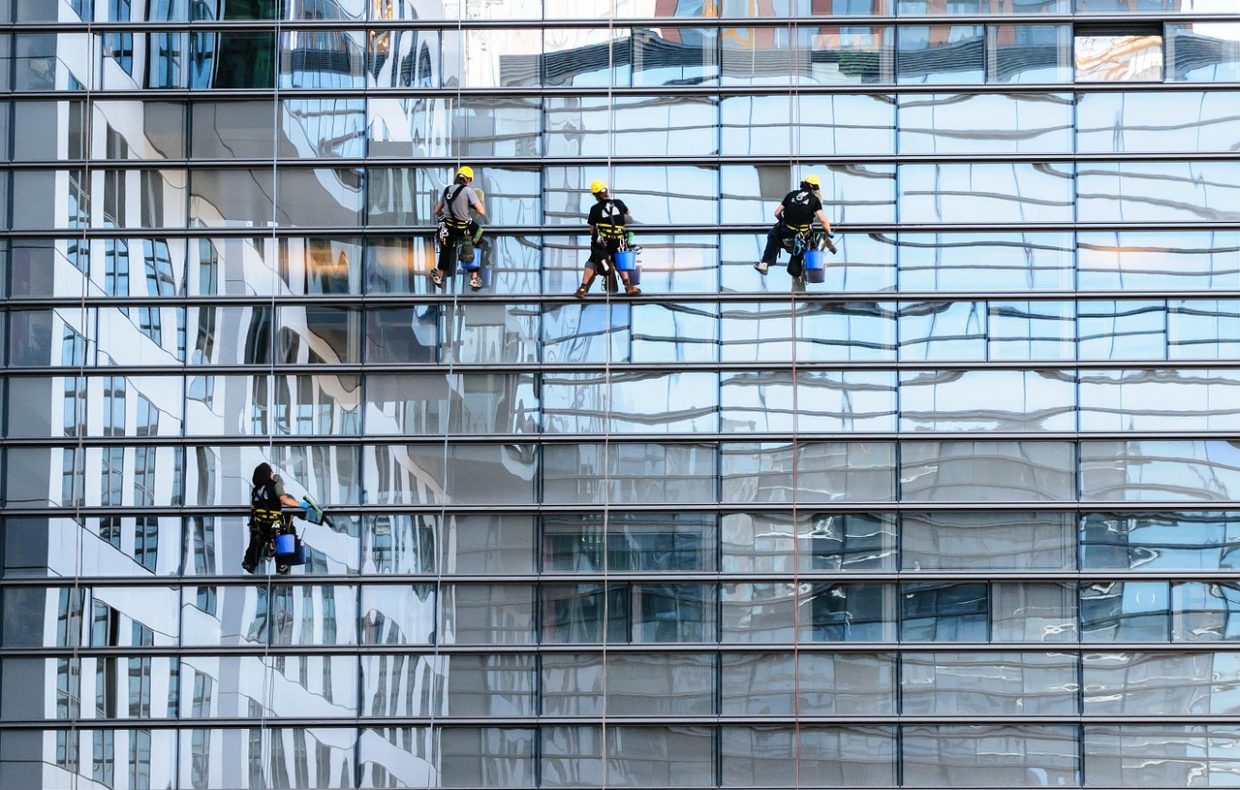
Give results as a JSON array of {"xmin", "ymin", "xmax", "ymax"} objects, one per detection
[{"xmin": 8, "ymin": 1, "xmax": 1240, "ymax": 787}]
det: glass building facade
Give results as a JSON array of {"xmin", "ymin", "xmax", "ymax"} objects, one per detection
[{"xmin": 3, "ymin": 0, "xmax": 1240, "ymax": 787}]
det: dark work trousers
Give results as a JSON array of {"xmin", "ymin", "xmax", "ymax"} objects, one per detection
[
  {"xmin": 436, "ymin": 222, "xmax": 483, "ymax": 275},
  {"xmin": 761, "ymin": 223, "xmax": 808, "ymax": 277},
  {"xmin": 589, "ymin": 237, "xmax": 625, "ymax": 291}
]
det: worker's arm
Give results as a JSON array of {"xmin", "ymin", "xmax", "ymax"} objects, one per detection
[
  {"xmin": 471, "ymin": 198, "xmax": 486, "ymax": 218},
  {"xmin": 279, "ymin": 493, "xmax": 300, "ymax": 508},
  {"xmin": 815, "ymin": 208, "xmax": 834, "ymax": 235},
  {"xmin": 432, "ymin": 199, "xmax": 444, "ymax": 217},
  {"xmin": 773, "ymin": 203, "xmax": 784, "ymax": 221}
]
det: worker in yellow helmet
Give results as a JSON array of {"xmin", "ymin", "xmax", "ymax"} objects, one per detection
[
  {"xmin": 575, "ymin": 180, "xmax": 640, "ymax": 298},
  {"xmin": 432, "ymin": 165, "xmax": 487, "ymax": 291},
  {"xmin": 755, "ymin": 174, "xmax": 836, "ymax": 287}
]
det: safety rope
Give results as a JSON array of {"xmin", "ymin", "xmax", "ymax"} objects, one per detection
[
  {"xmin": 788, "ymin": 10, "xmax": 803, "ymax": 790},
  {"xmin": 257, "ymin": 9, "xmax": 284, "ymax": 782},
  {"xmin": 64, "ymin": 20, "xmax": 96, "ymax": 790},
  {"xmin": 425, "ymin": 5, "xmax": 468, "ymax": 785},
  {"xmin": 597, "ymin": 4, "xmax": 622, "ymax": 786}
]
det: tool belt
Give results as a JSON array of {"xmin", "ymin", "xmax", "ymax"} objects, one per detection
[
  {"xmin": 780, "ymin": 222, "xmax": 812, "ymax": 255},
  {"xmin": 250, "ymin": 507, "xmax": 283, "ymax": 529},
  {"xmin": 596, "ymin": 223, "xmax": 626, "ymax": 241}
]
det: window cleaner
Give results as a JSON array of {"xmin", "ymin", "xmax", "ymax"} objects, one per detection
[
  {"xmin": 243, "ymin": 463, "xmax": 326, "ymax": 575},
  {"xmin": 431, "ymin": 165, "xmax": 488, "ymax": 291},
  {"xmin": 755, "ymin": 174, "xmax": 837, "ymax": 289},
  {"xmin": 575, "ymin": 180, "xmax": 641, "ymax": 298}
]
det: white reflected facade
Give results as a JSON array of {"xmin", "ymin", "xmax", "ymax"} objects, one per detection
[{"xmin": 4, "ymin": 1, "xmax": 1240, "ymax": 788}]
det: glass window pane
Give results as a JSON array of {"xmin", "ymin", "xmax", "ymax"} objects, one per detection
[
  {"xmin": 1080, "ymin": 161, "xmax": 1240, "ymax": 223},
  {"xmin": 902, "ymin": 652, "xmax": 1077, "ymax": 715},
  {"xmin": 720, "ymin": 653, "xmax": 896, "ymax": 717},
  {"xmin": 990, "ymin": 24, "xmax": 1072, "ymax": 83},
  {"xmin": 902, "ymin": 725, "xmax": 1079, "ymax": 788},
  {"xmin": 809, "ymin": 583, "xmax": 897, "ymax": 642},
  {"xmin": 1082, "ymin": 440, "xmax": 1240, "ymax": 502},
  {"xmin": 632, "ymin": 28, "xmax": 718, "ymax": 87},
  {"xmin": 900, "ymin": 369, "xmax": 1076, "ymax": 432},
  {"xmin": 722, "ymin": 441, "xmax": 897, "ymax": 504},
  {"xmin": 899, "ymin": 163, "xmax": 1074, "ymax": 224},
  {"xmin": 803, "ymin": 25, "xmax": 893, "ymax": 84},
  {"xmin": 1079, "ymin": 230, "xmax": 1240, "ymax": 290},
  {"xmin": 1081, "ymin": 512, "xmax": 1240, "ymax": 572},
  {"xmin": 543, "ymin": 512, "xmax": 716, "ymax": 573},
  {"xmin": 360, "ymin": 584, "xmax": 435, "ymax": 645},
  {"xmin": 278, "ymin": 29, "xmax": 365, "ymax": 89},
  {"xmin": 1084, "ymin": 725, "xmax": 1240, "ymax": 789},
  {"xmin": 1080, "ymin": 368, "xmax": 1240, "ymax": 433},
  {"xmin": 441, "ymin": 727, "xmax": 535, "ymax": 787},
  {"xmin": 366, "ymin": 29, "xmax": 441, "ymax": 89},
  {"xmin": 190, "ymin": 169, "xmax": 274, "ymax": 228},
  {"xmin": 1081, "ymin": 580, "xmax": 1171, "ymax": 641},
  {"xmin": 898, "ymin": 25, "xmax": 984, "ymax": 84},
  {"xmin": 720, "ymin": 301, "xmax": 898, "ymax": 363},
  {"xmin": 799, "ymin": 93, "xmax": 896, "ymax": 155},
  {"xmin": 901, "ymin": 440, "xmax": 1076, "ymax": 502},
  {"xmin": 722, "ymin": 512, "xmax": 896, "ymax": 574},
  {"xmin": 440, "ymin": 584, "xmax": 534, "ymax": 645},
  {"xmin": 901, "ymin": 582, "xmax": 989, "ymax": 642},
  {"xmin": 722, "ymin": 370, "xmax": 896, "ymax": 433},
  {"xmin": 898, "ymin": 301, "xmax": 987, "ymax": 361},
  {"xmin": 988, "ymin": 301, "xmax": 1076, "ymax": 362},
  {"xmin": 1077, "ymin": 91, "xmax": 1240, "ymax": 154},
  {"xmin": 542, "ymin": 28, "xmax": 624, "ymax": 87},
  {"xmin": 543, "ymin": 371, "xmax": 718, "ymax": 434},
  {"xmin": 993, "ymin": 582, "xmax": 1078, "ymax": 642},
  {"xmin": 723, "ymin": 726, "xmax": 897, "ymax": 788},
  {"xmin": 903, "ymin": 511, "xmax": 1075, "ymax": 571},
  {"xmin": 897, "ymin": 94, "xmax": 1072, "ymax": 155},
  {"xmin": 278, "ymin": 99, "xmax": 364, "ymax": 159},
  {"xmin": 1169, "ymin": 299, "xmax": 1240, "ymax": 360},
  {"xmin": 189, "ymin": 31, "xmax": 275, "ymax": 89},
  {"xmin": 1083, "ymin": 652, "xmax": 1240, "ymax": 715},
  {"xmin": 1174, "ymin": 582, "xmax": 1240, "ymax": 642},
  {"xmin": 365, "ymin": 373, "xmax": 537, "ymax": 436},
  {"xmin": 1075, "ymin": 32, "xmax": 1164, "ymax": 82},
  {"xmin": 363, "ymin": 443, "xmax": 536, "ymax": 506},
  {"xmin": 275, "ymin": 168, "xmax": 364, "ymax": 227}
]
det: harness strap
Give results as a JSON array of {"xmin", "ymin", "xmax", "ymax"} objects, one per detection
[{"xmin": 443, "ymin": 184, "xmax": 469, "ymax": 221}]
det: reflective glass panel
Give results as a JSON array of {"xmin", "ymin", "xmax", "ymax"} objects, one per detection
[
  {"xmin": 1075, "ymin": 32, "xmax": 1164, "ymax": 82},
  {"xmin": 898, "ymin": 25, "xmax": 984, "ymax": 84}
]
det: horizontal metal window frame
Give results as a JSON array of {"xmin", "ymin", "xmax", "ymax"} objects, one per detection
[
  {"xmin": 4, "ymin": 361, "xmax": 1237, "ymax": 377},
  {"xmin": 12, "ymin": 152, "xmax": 1240, "ymax": 168},
  {"xmin": 5, "ymin": 13, "xmax": 1238, "ymax": 31},
  {"xmin": 3, "ymin": 221, "xmax": 1237, "ymax": 238},
  {"xmin": 3, "ymin": 643, "xmax": 1239, "ymax": 659},
  {"xmin": 9, "ymin": 80, "xmax": 1240, "ymax": 101},
  {"xmin": 0, "ymin": 715, "xmax": 1227, "ymax": 730},
  {"xmin": 0, "ymin": 570, "xmax": 1236, "ymax": 587},
  {"xmin": 3, "ymin": 431, "xmax": 1240, "ymax": 447},
  {"xmin": 2, "ymin": 501, "xmax": 1237, "ymax": 517},
  {"xmin": 9, "ymin": 291, "xmax": 1239, "ymax": 307}
]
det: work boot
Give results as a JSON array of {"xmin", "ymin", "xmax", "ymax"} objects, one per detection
[
  {"xmin": 575, "ymin": 284, "xmax": 588, "ymax": 299},
  {"xmin": 276, "ymin": 562, "xmax": 291, "ymax": 576},
  {"xmin": 242, "ymin": 559, "xmax": 257, "ymax": 575},
  {"xmin": 754, "ymin": 261, "xmax": 769, "ymax": 275},
  {"xmin": 469, "ymin": 272, "xmax": 483, "ymax": 291},
  {"xmin": 625, "ymin": 283, "xmax": 641, "ymax": 296},
  {"xmin": 430, "ymin": 268, "xmax": 444, "ymax": 287}
]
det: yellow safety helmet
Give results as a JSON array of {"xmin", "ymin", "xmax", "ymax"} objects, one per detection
[
  {"xmin": 803, "ymin": 174, "xmax": 822, "ymax": 189},
  {"xmin": 456, "ymin": 165, "xmax": 474, "ymax": 180},
  {"xmin": 590, "ymin": 180, "xmax": 608, "ymax": 195}
]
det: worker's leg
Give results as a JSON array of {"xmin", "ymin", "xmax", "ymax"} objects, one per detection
[
  {"xmin": 242, "ymin": 523, "xmax": 266, "ymax": 574},
  {"xmin": 576, "ymin": 241, "xmax": 608, "ymax": 297},
  {"xmin": 756, "ymin": 224, "xmax": 786, "ymax": 273},
  {"xmin": 788, "ymin": 250, "xmax": 805, "ymax": 278}
]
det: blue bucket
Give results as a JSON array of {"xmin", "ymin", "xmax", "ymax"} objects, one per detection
[
  {"xmin": 275, "ymin": 533, "xmax": 297, "ymax": 557},
  {"xmin": 804, "ymin": 250, "xmax": 826, "ymax": 283},
  {"xmin": 614, "ymin": 250, "xmax": 637, "ymax": 272},
  {"xmin": 481, "ymin": 265, "xmax": 493, "ymax": 288}
]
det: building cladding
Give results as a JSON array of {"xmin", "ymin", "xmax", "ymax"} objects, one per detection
[{"xmin": 2, "ymin": 0, "xmax": 1240, "ymax": 787}]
